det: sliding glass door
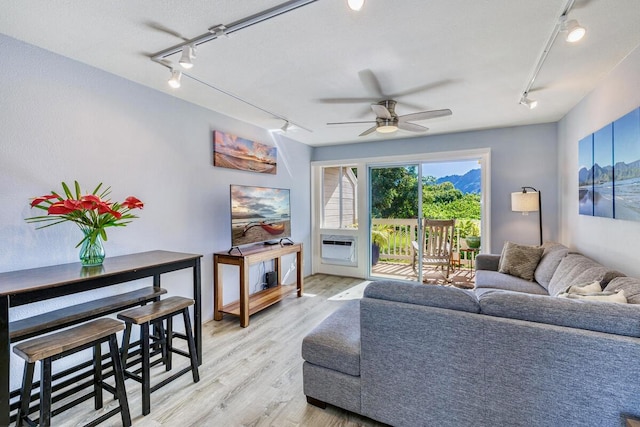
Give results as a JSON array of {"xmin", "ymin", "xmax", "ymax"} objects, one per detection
[{"xmin": 369, "ymin": 164, "xmax": 422, "ymax": 282}]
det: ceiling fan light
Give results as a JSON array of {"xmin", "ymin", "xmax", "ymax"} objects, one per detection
[
  {"xmin": 168, "ymin": 69, "xmax": 182, "ymax": 89},
  {"xmin": 179, "ymin": 45, "xmax": 195, "ymax": 69},
  {"xmin": 347, "ymin": 0, "xmax": 364, "ymax": 11},
  {"xmin": 376, "ymin": 124, "xmax": 398, "ymax": 134},
  {"xmin": 564, "ymin": 19, "xmax": 586, "ymax": 43}
]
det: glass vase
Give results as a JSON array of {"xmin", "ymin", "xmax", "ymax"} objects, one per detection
[{"xmin": 79, "ymin": 231, "xmax": 105, "ymax": 266}]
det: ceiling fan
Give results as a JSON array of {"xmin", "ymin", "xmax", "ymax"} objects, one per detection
[
  {"xmin": 322, "ymin": 70, "xmax": 453, "ymax": 136},
  {"xmin": 328, "ymin": 100, "xmax": 452, "ymax": 136}
]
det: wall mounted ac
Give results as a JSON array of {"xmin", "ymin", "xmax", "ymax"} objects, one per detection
[{"xmin": 321, "ymin": 235, "xmax": 357, "ymax": 266}]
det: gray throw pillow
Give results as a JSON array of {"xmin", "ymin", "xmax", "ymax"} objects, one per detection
[
  {"xmin": 498, "ymin": 241, "xmax": 544, "ymax": 281},
  {"xmin": 534, "ymin": 245, "xmax": 569, "ymax": 290}
]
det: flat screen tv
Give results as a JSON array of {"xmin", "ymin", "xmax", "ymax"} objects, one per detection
[{"xmin": 230, "ymin": 185, "xmax": 291, "ymax": 247}]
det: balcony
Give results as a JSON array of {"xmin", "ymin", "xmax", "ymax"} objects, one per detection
[{"xmin": 371, "ymin": 218, "xmax": 477, "ymax": 289}]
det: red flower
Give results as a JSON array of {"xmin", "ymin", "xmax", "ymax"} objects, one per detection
[
  {"xmin": 30, "ymin": 194, "xmax": 57, "ymax": 207},
  {"xmin": 122, "ymin": 196, "xmax": 144, "ymax": 209},
  {"xmin": 48, "ymin": 202, "xmax": 76, "ymax": 215}
]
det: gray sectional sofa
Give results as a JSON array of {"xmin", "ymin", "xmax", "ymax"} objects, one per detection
[{"xmin": 302, "ymin": 243, "xmax": 640, "ymax": 426}]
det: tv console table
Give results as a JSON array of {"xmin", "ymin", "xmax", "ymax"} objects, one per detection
[
  {"xmin": 213, "ymin": 243, "xmax": 303, "ymax": 327},
  {"xmin": 0, "ymin": 250, "xmax": 202, "ymax": 426}
]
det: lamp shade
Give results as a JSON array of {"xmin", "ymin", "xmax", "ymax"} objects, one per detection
[{"xmin": 511, "ymin": 191, "xmax": 539, "ymax": 212}]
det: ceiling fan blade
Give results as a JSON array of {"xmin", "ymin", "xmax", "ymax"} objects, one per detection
[
  {"xmin": 358, "ymin": 69, "xmax": 386, "ymax": 98},
  {"xmin": 371, "ymin": 104, "xmax": 392, "ymax": 119},
  {"xmin": 318, "ymin": 97, "xmax": 380, "ymax": 104},
  {"xmin": 397, "ymin": 122, "xmax": 429, "ymax": 133},
  {"xmin": 327, "ymin": 120, "xmax": 376, "ymax": 126},
  {"xmin": 399, "ymin": 109, "xmax": 452, "ymax": 122},
  {"xmin": 359, "ymin": 126, "xmax": 378, "ymax": 136},
  {"xmin": 390, "ymin": 79, "xmax": 456, "ymax": 98}
]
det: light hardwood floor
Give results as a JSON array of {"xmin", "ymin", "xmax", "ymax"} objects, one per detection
[{"xmin": 55, "ymin": 274, "xmax": 387, "ymax": 427}]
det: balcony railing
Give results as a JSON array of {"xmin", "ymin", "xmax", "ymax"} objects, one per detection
[{"xmin": 372, "ymin": 218, "xmax": 480, "ymax": 263}]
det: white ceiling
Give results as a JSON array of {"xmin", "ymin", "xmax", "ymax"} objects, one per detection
[{"xmin": 1, "ymin": 0, "xmax": 640, "ymax": 147}]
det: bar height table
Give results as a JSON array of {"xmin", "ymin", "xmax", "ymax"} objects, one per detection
[{"xmin": 0, "ymin": 250, "xmax": 202, "ymax": 426}]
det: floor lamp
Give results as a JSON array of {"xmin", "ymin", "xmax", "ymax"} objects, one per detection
[{"xmin": 511, "ymin": 186, "xmax": 542, "ymax": 245}]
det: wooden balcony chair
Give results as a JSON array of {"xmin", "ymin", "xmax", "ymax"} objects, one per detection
[{"xmin": 411, "ymin": 218, "xmax": 456, "ymax": 282}]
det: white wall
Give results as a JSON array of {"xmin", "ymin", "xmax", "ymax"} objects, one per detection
[
  {"xmin": 558, "ymin": 45, "xmax": 640, "ymax": 276},
  {"xmin": 0, "ymin": 34, "xmax": 311, "ymax": 388},
  {"xmin": 313, "ymin": 123, "xmax": 559, "ymax": 251}
]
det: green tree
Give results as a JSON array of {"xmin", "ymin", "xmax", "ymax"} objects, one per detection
[{"xmin": 370, "ymin": 167, "xmax": 418, "ymax": 218}]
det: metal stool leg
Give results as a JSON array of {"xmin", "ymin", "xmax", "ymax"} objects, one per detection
[
  {"xmin": 141, "ymin": 321, "xmax": 151, "ymax": 416},
  {"xmin": 109, "ymin": 333, "xmax": 132, "ymax": 427},
  {"xmin": 16, "ymin": 362, "xmax": 35, "ymax": 427},
  {"xmin": 40, "ymin": 358, "xmax": 53, "ymax": 427},
  {"xmin": 93, "ymin": 342, "xmax": 103, "ymax": 410},
  {"xmin": 182, "ymin": 308, "xmax": 200, "ymax": 383}
]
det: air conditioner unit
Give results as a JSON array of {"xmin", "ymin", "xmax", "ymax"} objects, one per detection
[{"xmin": 321, "ymin": 235, "xmax": 356, "ymax": 266}]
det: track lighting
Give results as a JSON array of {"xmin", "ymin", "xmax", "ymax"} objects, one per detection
[
  {"xmin": 168, "ymin": 69, "xmax": 182, "ymax": 89},
  {"xmin": 281, "ymin": 121, "xmax": 290, "ymax": 132},
  {"xmin": 347, "ymin": 0, "xmax": 365, "ymax": 11},
  {"xmin": 179, "ymin": 45, "xmax": 196, "ymax": 69},
  {"xmin": 520, "ymin": 96, "xmax": 538, "ymax": 110},
  {"xmin": 562, "ymin": 18, "xmax": 586, "ymax": 43},
  {"xmin": 518, "ymin": 0, "xmax": 585, "ymax": 110}
]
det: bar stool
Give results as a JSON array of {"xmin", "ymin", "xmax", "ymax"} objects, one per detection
[
  {"xmin": 118, "ymin": 296, "xmax": 199, "ymax": 416},
  {"xmin": 13, "ymin": 318, "xmax": 131, "ymax": 427}
]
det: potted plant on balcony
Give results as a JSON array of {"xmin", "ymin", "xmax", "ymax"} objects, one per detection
[
  {"xmin": 458, "ymin": 219, "xmax": 481, "ymax": 249},
  {"xmin": 371, "ymin": 226, "xmax": 389, "ymax": 266}
]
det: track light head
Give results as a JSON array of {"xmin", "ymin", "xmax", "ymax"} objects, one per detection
[
  {"xmin": 560, "ymin": 15, "xmax": 586, "ymax": 43},
  {"xmin": 168, "ymin": 69, "xmax": 182, "ymax": 89},
  {"xmin": 347, "ymin": 0, "xmax": 365, "ymax": 11},
  {"xmin": 520, "ymin": 96, "xmax": 538, "ymax": 110},
  {"xmin": 179, "ymin": 45, "xmax": 196, "ymax": 69},
  {"xmin": 281, "ymin": 121, "xmax": 290, "ymax": 132}
]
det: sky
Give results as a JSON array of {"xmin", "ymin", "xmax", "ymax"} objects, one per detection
[{"xmin": 421, "ymin": 160, "xmax": 480, "ymax": 179}]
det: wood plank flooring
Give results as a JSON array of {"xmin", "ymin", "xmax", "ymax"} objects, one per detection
[{"xmin": 54, "ymin": 274, "xmax": 386, "ymax": 427}]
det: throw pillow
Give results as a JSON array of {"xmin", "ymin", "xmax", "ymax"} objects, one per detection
[
  {"xmin": 565, "ymin": 280, "xmax": 602, "ymax": 295},
  {"xmin": 558, "ymin": 290, "xmax": 627, "ymax": 304},
  {"xmin": 534, "ymin": 245, "xmax": 569, "ymax": 290},
  {"xmin": 498, "ymin": 241, "xmax": 544, "ymax": 281}
]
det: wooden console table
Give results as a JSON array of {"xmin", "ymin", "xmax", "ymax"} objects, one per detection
[
  {"xmin": 0, "ymin": 250, "xmax": 202, "ymax": 426},
  {"xmin": 213, "ymin": 243, "xmax": 303, "ymax": 327}
]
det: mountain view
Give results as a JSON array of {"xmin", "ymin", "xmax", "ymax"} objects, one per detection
[{"xmin": 436, "ymin": 168, "xmax": 481, "ymax": 194}]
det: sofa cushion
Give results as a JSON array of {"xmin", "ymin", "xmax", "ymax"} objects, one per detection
[
  {"xmin": 547, "ymin": 254, "xmax": 625, "ymax": 297},
  {"xmin": 534, "ymin": 244, "xmax": 569, "ymax": 290},
  {"xmin": 302, "ymin": 300, "xmax": 361, "ymax": 376},
  {"xmin": 498, "ymin": 241, "xmax": 544, "ymax": 281},
  {"xmin": 604, "ymin": 277, "xmax": 640, "ymax": 304},
  {"xmin": 363, "ymin": 280, "xmax": 480, "ymax": 313},
  {"xmin": 474, "ymin": 270, "xmax": 548, "ymax": 295},
  {"xmin": 478, "ymin": 290, "xmax": 640, "ymax": 337}
]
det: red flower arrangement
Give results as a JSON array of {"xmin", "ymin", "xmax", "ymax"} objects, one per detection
[{"xmin": 26, "ymin": 181, "xmax": 144, "ymax": 249}]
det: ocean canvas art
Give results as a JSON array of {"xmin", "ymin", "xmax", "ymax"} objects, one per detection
[
  {"xmin": 213, "ymin": 131, "xmax": 277, "ymax": 174},
  {"xmin": 593, "ymin": 124, "xmax": 613, "ymax": 218},
  {"xmin": 578, "ymin": 106, "xmax": 640, "ymax": 221},
  {"xmin": 578, "ymin": 135, "xmax": 594, "ymax": 216},
  {"xmin": 613, "ymin": 108, "xmax": 640, "ymax": 221}
]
